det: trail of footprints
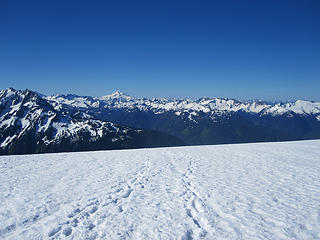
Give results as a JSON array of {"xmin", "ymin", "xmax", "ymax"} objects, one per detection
[
  {"xmin": 47, "ymin": 161, "xmax": 151, "ymax": 239},
  {"xmin": 181, "ymin": 159, "xmax": 214, "ymax": 239},
  {"xmin": 181, "ymin": 158, "xmax": 242, "ymax": 240},
  {"xmin": 0, "ymin": 157, "xmax": 242, "ymax": 240},
  {"xmin": 0, "ymin": 197, "xmax": 60, "ymax": 238}
]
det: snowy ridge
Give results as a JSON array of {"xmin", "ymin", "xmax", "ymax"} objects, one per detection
[
  {"xmin": 0, "ymin": 89, "xmax": 168, "ymax": 153},
  {"xmin": 0, "ymin": 89, "xmax": 117, "ymax": 148},
  {"xmin": 1, "ymin": 140, "xmax": 320, "ymax": 239},
  {"xmin": 46, "ymin": 90, "xmax": 320, "ymax": 119}
]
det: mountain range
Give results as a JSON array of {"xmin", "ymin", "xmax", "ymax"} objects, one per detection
[
  {"xmin": 0, "ymin": 89, "xmax": 183, "ymax": 155},
  {"xmin": 1, "ymin": 88, "xmax": 320, "ymax": 155}
]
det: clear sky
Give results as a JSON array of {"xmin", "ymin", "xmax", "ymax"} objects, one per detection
[{"xmin": 1, "ymin": 0, "xmax": 319, "ymax": 101}]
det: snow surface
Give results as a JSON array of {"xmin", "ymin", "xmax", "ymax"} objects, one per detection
[{"xmin": 1, "ymin": 140, "xmax": 320, "ymax": 239}]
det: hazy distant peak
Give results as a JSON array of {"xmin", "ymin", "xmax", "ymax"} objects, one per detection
[{"xmin": 100, "ymin": 90, "xmax": 132, "ymax": 100}]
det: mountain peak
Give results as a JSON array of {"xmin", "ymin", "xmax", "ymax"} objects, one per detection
[
  {"xmin": 0, "ymin": 88, "xmax": 16, "ymax": 98},
  {"xmin": 0, "ymin": 88, "xmax": 42, "ymax": 100},
  {"xmin": 100, "ymin": 90, "xmax": 132, "ymax": 100},
  {"xmin": 112, "ymin": 90, "xmax": 127, "ymax": 97}
]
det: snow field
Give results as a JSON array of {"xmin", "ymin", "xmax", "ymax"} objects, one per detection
[{"xmin": 0, "ymin": 140, "xmax": 320, "ymax": 239}]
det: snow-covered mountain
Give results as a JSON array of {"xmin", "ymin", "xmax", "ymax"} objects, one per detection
[
  {"xmin": 1, "ymin": 140, "xmax": 320, "ymax": 239},
  {"xmin": 0, "ymin": 89, "xmax": 183, "ymax": 155},
  {"xmin": 46, "ymin": 90, "xmax": 320, "ymax": 118},
  {"xmin": 46, "ymin": 90, "xmax": 320, "ymax": 145},
  {"xmin": 1, "ymin": 87, "xmax": 320, "ymax": 155}
]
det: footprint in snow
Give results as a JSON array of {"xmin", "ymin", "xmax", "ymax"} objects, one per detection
[
  {"xmin": 122, "ymin": 189, "xmax": 132, "ymax": 198},
  {"xmin": 62, "ymin": 227, "xmax": 72, "ymax": 237},
  {"xmin": 48, "ymin": 226, "xmax": 61, "ymax": 237},
  {"xmin": 89, "ymin": 206, "xmax": 98, "ymax": 214},
  {"xmin": 86, "ymin": 223, "xmax": 95, "ymax": 230},
  {"xmin": 67, "ymin": 208, "xmax": 81, "ymax": 218},
  {"xmin": 118, "ymin": 206, "xmax": 124, "ymax": 212}
]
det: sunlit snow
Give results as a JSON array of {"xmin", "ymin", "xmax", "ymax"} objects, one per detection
[
  {"xmin": 46, "ymin": 90, "xmax": 320, "ymax": 121},
  {"xmin": 1, "ymin": 140, "xmax": 320, "ymax": 239}
]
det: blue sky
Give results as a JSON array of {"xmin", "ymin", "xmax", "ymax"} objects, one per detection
[{"xmin": 1, "ymin": 0, "xmax": 319, "ymax": 101}]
